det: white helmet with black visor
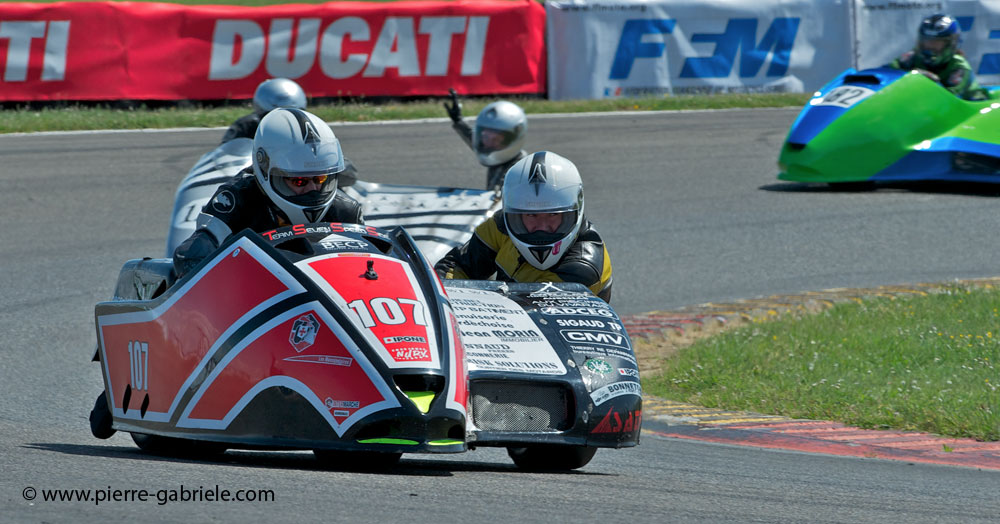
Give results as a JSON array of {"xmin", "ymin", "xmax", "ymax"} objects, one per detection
[
  {"xmin": 252, "ymin": 108, "xmax": 345, "ymax": 225},
  {"xmin": 501, "ymin": 151, "xmax": 585, "ymax": 270}
]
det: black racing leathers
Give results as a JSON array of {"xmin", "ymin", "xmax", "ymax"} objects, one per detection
[
  {"xmin": 172, "ymin": 168, "xmax": 364, "ymax": 277},
  {"xmin": 452, "ymin": 119, "xmax": 526, "ymax": 189},
  {"xmin": 435, "ymin": 215, "xmax": 613, "ymax": 303}
]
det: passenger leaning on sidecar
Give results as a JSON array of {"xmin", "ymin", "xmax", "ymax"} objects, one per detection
[
  {"xmin": 221, "ymin": 78, "xmax": 307, "ymax": 143},
  {"xmin": 435, "ymin": 151, "xmax": 613, "ymax": 303},
  {"xmin": 443, "ymin": 89, "xmax": 528, "ymax": 190},
  {"xmin": 888, "ymin": 13, "xmax": 989, "ymax": 101},
  {"xmin": 221, "ymin": 78, "xmax": 360, "ymax": 183},
  {"xmin": 173, "ymin": 108, "xmax": 364, "ymax": 277}
]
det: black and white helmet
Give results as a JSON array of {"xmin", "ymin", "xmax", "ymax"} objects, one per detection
[
  {"xmin": 252, "ymin": 108, "xmax": 345, "ymax": 225},
  {"xmin": 252, "ymin": 78, "xmax": 307, "ymax": 116},
  {"xmin": 501, "ymin": 151, "xmax": 584, "ymax": 270},
  {"xmin": 474, "ymin": 101, "xmax": 527, "ymax": 167}
]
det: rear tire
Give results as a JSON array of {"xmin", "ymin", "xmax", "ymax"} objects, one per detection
[
  {"xmin": 507, "ymin": 445, "xmax": 597, "ymax": 471},
  {"xmin": 130, "ymin": 433, "xmax": 228, "ymax": 458},
  {"xmin": 313, "ymin": 449, "xmax": 402, "ymax": 470}
]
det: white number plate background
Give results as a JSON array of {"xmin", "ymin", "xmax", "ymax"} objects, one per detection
[{"xmin": 814, "ymin": 85, "xmax": 876, "ymax": 108}]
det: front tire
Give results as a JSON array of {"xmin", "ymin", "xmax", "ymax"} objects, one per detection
[{"xmin": 507, "ymin": 445, "xmax": 598, "ymax": 471}]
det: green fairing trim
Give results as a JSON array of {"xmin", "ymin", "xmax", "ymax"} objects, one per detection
[
  {"xmin": 404, "ymin": 390, "xmax": 435, "ymax": 413},
  {"xmin": 429, "ymin": 439, "xmax": 464, "ymax": 446},
  {"xmin": 357, "ymin": 438, "xmax": 419, "ymax": 445},
  {"xmin": 778, "ymin": 72, "xmax": 1000, "ymax": 183}
]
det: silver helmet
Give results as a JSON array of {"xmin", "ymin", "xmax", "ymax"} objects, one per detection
[
  {"xmin": 252, "ymin": 78, "xmax": 307, "ymax": 116},
  {"xmin": 252, "ymin": 108, "xmax": 345, "ymax": 225},
  {"xmin": 474, "ymin": 101, "xmax": 527, "ymax": 167},
  {"xmin": 501, "ymin": 151, "xmax": 584, "ymax": 270}
]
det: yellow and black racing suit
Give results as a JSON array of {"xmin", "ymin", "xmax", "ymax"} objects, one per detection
[{"xmin": 435, "ymin": 215, "xmax": 613, "ymax": 303}]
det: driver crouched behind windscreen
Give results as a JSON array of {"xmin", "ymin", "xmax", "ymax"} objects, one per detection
[
  {"xmin": 434, "ymin": 151, "xmax": 613, "ymax": 303},
  {"xmin": 173, "ymin": 108, "xmax": 364, "ymax": 278}
]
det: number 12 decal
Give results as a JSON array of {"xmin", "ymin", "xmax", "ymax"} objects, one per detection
[
  {"xmin": 348, "ymin": 297, "xmax": 427, "ymax": 328},
  {"xmin": 815, "ymin": 85, "xmax": 875, "ymax": 108}
]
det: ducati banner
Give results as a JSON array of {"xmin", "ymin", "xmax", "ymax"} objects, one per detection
[{"xmin": 0, "ymin": 0, "xmax": 545, "ymax": 101}]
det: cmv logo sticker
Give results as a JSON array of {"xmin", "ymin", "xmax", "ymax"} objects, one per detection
[
  {"xmin": 609, "ymin": 17, "xmax": 800, "ymax": 80},
  {"xmin": 560, "ymin": 329, "xmax": 631, "ymax": 350}
]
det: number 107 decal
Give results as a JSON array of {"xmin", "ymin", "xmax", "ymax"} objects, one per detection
[
  {"xmin": 128, "ymin": 341, "xmax": 149, "ymax": 391},
  {"xmin": 347, "ymin": 297, "xmax": 427, "ymax": 328}
]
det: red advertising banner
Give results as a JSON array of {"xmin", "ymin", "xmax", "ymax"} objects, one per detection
[{"xmin": 0, "ymin": 0, "xmax": 545, "ymax": 101}]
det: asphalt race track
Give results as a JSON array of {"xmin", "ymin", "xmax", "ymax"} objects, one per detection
[{"xmin": 1, "ymin": 110, "xmax": 999, "ymax": 522}]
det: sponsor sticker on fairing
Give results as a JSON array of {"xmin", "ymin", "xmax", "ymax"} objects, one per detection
[
  {"xmin": 555, "ymin": 318, "xmax": 606, "ymax": 328},
  {"xmin": 383, "ymin": 335, "xmax": 427, "ymax": 345},
  {"xmin": 528, "ymin": 282, "xmax": 591, "ymax": 300},
  {"xmin": 591, "ymin": 407, "xmax": 642, "ymax": 435},
  {"xmin": 539, "ymin": 306, "xmax": 614, "ymax": 318},
  {"xmin": 560, "ymin": 329, "xmax": 631, "ymax": 350},
  {"xmin": 388, "ymin": 347, "xmax": 431, "ymax": 361},
  {"xmin": 325, "ymin": 398, "xmax": 360, "ymax": 409},
  {"xmin": 319, "ymin": 239, "xmax": 369, "ymax": 251},
  {"xmin": 283, "ymin": 355, "xmax": 353, "ymax": 366},
  {"xmin": 289, "ymin": 313, "xmax": 321, "ymax": 352},
  {"xmin": 590, "ymin": 381, "xmax": 642, "ymax": 406},
  {"xmin": 447, "ymin": 287, "xmax": 566, "ymax": 375},
  {"xmin": 618, "ymin": 367, "xmax": 639, "ymax": 378},
  {"xmin": 584, "ymin": 358, "xmax": 613, "ymax": 375}
]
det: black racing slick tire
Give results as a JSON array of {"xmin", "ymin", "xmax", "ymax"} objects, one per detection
[
  {"xmin": 507, "ymin": 445, "xmax": 598, "ymax": 471},
  {"xmin": 827, "ymin": 181, "xmax": 876, "ymax": 191},
  {"xmin": 130, "ymin": 433, "xmax": 228, "ymax": 457},
  {"xmin": 89, "ymin": 392, "xmax": 116, "ymax": 439},
  {"xmin": 313, "ymin": 449, "xmax": 402, "ymax": 470}
]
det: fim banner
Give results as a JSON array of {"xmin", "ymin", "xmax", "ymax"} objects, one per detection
[{"xmin": 545, "ymin": 0, "xmax": 852, "ymax": 100}]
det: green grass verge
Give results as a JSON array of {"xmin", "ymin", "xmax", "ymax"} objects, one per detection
[
  {"xmin": 0, "ymin": 93, "xmax": 810, "ymax": 134},
  {"xmin": 643, "ymin": 286, "xmax": 1000, "ymax": 441}
]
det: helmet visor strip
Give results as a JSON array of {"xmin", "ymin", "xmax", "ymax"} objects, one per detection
[
  {"xmin": 475, "ymin": 126, "xmax": 518, "ymax": 154},
  {"xmin": 917, "ymin": 34, "xmax": 953, "ymax": 58},
  {"xmin": 505, "ymin": 209, "xmax": 579, "ymax": 245},
  {"xmin": 270, "ymin": 166, "xmax": 340, "ymax": 206}
]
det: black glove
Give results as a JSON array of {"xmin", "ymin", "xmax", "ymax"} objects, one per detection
[{"xmin": 444, "ymin": 88, "xmax": 463, "ymax": 123}]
